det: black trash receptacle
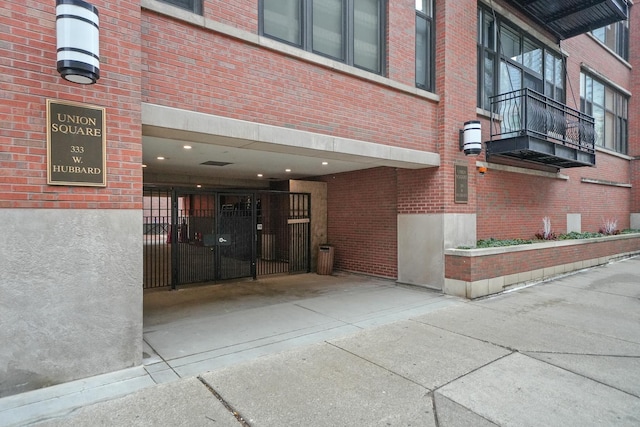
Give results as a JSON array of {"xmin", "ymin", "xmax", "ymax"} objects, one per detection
[{"xmin": 317, "ymin": 245, "xmax": 335, "ymax": 275}]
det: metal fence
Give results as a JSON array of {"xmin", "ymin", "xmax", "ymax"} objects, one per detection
[{"xmin": 143, "ymin": 188, "xmax": 310, "ymax": 289}]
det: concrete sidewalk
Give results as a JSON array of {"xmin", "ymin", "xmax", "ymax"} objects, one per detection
[{"xmin": 4, "ymin": 257, "xmax": 640, "ymax": 426}]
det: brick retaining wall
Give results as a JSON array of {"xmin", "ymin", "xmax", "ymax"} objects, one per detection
[{"xmin": 444, "ymin": 234, "xmax": 640, "ymax": 299}]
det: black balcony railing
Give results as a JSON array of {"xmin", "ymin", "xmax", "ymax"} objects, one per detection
[{"xmin": 488, "ymin": 89, "xmax": 596, "ymax": 168}]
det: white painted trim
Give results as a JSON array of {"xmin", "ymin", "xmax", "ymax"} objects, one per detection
[
  {"xmin": 595, "ymin": 145, "xmax": 634, "ymax": 160},
  {"xmin": 580, "ymin": 178, "xmax": 631, "ymax": 188},
  {"xmin": 475, "ymin": 161, "xmax": 569, "ymax": 180},
  {"xmin": 581, "ymin": 63, "xmax": 632, "ymax": 96}
]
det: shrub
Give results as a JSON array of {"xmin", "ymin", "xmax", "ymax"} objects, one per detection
[
  {"xmin": 535, "ymin": 216, "xmax": 557, "ymax": 240},
  {"xmin": 475, "ymin": 237, "xmax": 534, "ymax": 248},
  {"xmin": 558, "ymin": 231, "xmax": 602, "ymax": 240},
  {"xmin": 457, "ymin": 229, "xmax": 640, "ymax": 249},
  {"xmin": 599, "ymin": 217, "xmax": 620, "ymax": 235}
]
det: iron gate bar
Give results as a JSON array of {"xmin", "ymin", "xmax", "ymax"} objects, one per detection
[
  {"xmin": 143, "ymin": 188, "xmax": 172, "ymax": 289},
  {"xmin": 216, "ymin": 192, "xmax": 255, "ymax": 281},
  {"xmin": 143, "ymin": 187, "xmax": 311, "ymax": 289},
  {"xmin": 171, "ymin": 189, "xmax": 178, "ymax": 289}
]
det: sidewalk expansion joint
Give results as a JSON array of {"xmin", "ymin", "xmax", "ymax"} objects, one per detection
[
  {"xmin": 326, "ymin": 342, "xmax": 430, "ymax": 391},
  {"xmin": 430, "ymin": 391, "xmax": 499, "ymax": 427},
  {"xmin": 429, "ymin": 392, "xmax": 440, "ymax": 427},
  {"xmin": 197, "ymin": 376, "xmax": 251, "ymax": 426},
  {"xmin": 432, "ymin": 351, "xmax": 516, "ymax": 394},
  {"xmin": 524, "ymin": 352, "xmax": 640, "ymax": 399},
  {"xmin": 409, "ymin": 318, "xmax": 520, "ymax": 354}
]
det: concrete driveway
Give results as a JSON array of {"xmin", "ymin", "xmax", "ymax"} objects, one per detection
[
  {"xmin": 142, "ymin": 272, "xmax": 460, "ymax": 381},
  {"xmin": 4, "ymin": 257, "xmax": 640, "ymax": 426}
]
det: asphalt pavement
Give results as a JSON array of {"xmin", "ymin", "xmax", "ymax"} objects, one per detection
[{"xmin": 4, "ymin": 256, "xmax": 640, "ymax": 426}]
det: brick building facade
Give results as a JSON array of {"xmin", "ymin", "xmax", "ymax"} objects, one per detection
[{"xmin": 1, "ymin": 0, "xmax": 636, "ymax": 397}]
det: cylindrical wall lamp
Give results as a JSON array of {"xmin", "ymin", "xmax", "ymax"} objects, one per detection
[
  {"xmin": 459, "ymin": 120, "xmax": 482, "ymax": 156},
  {"xmin": 56, "ymin": 0, "xmax": 100, "ymax": 84}
]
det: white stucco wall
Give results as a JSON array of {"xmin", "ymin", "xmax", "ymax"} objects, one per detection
[{"xmin": 0, "ymin": 209, "xmax": 142, "ymax": 398}]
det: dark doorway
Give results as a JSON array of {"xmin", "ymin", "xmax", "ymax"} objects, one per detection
[{"xmin": 143, "ymin": 188, "xmax": 310, "ymax": 289}]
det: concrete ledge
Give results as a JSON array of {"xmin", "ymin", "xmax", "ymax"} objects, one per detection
[
  {"xmin": 142, "ymin": 103, "xmax": 440, "ymax": 169},
  {"xmin": 444, "ymin": 234, "xmax": 640, "ymax": 299}
]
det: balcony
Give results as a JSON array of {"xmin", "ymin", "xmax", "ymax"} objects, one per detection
[
  {"xmin": 508, "ymin": 0, "xmax": 629, "ymax": 40},
  {"xmin": 487, "ymin": 89, "xmax": 596, "ymax": 169}
]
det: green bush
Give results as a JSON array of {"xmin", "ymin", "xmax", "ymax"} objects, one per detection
[
  {"xmin": 475, "ymin": 237, "xmax": 534, "ymax": 248},
  {"xmin": 557, "ymin": 231, "xmax": 602, "ymax": 240},
  {"xmin": 457, "ymin": 229, "xmax": 640, "ymax": 249}
]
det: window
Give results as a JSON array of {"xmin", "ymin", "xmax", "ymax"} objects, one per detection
[
  {"xmin": 260, "ymin": 0, "xmax": 386, "ymax": 75},
  {"xmin": 415, "ymin": 0, "xmax": 434, "ymax": 91},
  {"xmin": 580, "ymin": 72, "xmax": 628, "ymax": 154},
  {"xmin": 477, "ymin": 7, "xmax": 564, "ymax": 111},
  {"xmin": 592, "ymin": 20, "xmax": 629, "ymax": 61},
  {"xmin": 158, "ymin": 0, "xmax": 202, "ymax": 14}
]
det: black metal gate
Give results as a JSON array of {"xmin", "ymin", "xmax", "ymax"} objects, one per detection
[{"xmin": 143, "ymin": 188, "xmax": 310, "ymax": 289}]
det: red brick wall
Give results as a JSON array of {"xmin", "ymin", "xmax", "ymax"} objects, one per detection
[
  {"xmin": 0, "ymin": 1, "xmax": 142, "ymax": 209},
  {"xmin": 564, "ymin": 18, "xmax": 638, "ymax": 216},
  {"xmin": 387, "ymin": 0, "xmax": 417, "ymax": 87},
  {"xmin": 397, "ymin": 168, "xmax": 442, "ymax": 214},
  {"xmin": 563, "ymin": 37, "xmax": 630, "ymax": 109},
  {"xmin": 141, "ymin": 11, "xmax": 439, "ymax": 152},
  {"xmin": 316, "ymin": 168, "xmax": 398, "ymax": 278},
  {"xmin": 629, "ymin": 4, "xmax": 640, "ymax": 212},
  {"xmin": 475, "ymin": 4, "xmax": 635, "ymax": 239},
  {"xmin": 435, "ymin": 0, "xmax": 480, "ymax": 213},
  {"xmin": 633, "ymin": 159, "xmax": 640, "ymax": 214},
  {"xmin": 202, "ymin": 0, "xmax": 257, "ymax": 32},
  {"xmin": 476, "ymin": 158, "xmax": 632, "ymax": 240},
  {"xmin": 397, "ymin": 166, "xmax": 477, "ymax": 215},
  {"xmin": 445, "ymin": 235, "xmax": 640, "ymax": 282}
]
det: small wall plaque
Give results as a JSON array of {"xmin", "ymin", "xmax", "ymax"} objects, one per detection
[
  {"xmin": 455, "ymin": 164, "xmax": 468, "ymax": 204},
  {"xmin": 47, "ymin": 99, "xmax": 106, "ymax": 186}
]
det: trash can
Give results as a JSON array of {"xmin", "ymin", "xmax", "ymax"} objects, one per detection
[{"xmin": 317, "ymin": 245, "xmax": 334, "ymax": 275}]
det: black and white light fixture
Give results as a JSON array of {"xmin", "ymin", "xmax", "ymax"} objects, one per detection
[
  {"xmin": 56, "ymin": 0, "xmax": 100, "ymax": 85},
  {"xmin": 459, "ymin": 120, "xmax": 482, "ymax": 156}
]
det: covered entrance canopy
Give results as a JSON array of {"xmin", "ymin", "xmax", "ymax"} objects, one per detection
[
  {"xmin": 141, "ymin": 103, "xmax": 440, "ymax": 187},
  {"xmin": 141, "ymin": 103, "xmax": 441, "ymax": 289}
]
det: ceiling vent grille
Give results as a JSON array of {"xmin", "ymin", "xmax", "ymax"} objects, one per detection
[{"xmin": 201, "ymin": 161, "xmax": 232, "ymax": 167}]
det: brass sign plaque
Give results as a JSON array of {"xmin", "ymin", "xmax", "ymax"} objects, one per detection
[
  {"xmin": 47, "ymin": 99, "xmax": 106, "ymax": 186},
  {"xmin": 455, "ymin": 164, "xmax": 468, "ymax": 204}
]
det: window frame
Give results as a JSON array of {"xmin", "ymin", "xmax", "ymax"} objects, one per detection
[
  {"xmin": 415, "ymin": 0, "xmax": 435, "ymax": 92},
  {"xmin": 157, "ymin": 0, "xmax": 202, "ymax": 15},
  {"xmin": 259, "ymin": 0, "xmax": 387, "ymax": 75},
  {"xmin": 580, "ymin": 72, "xmax": 628, "ymax": 154},
  {"xmin": 477, "ymin": 6, "xmax": 565, "ymax": 111},
  {"xmin": 591, "ymin": 20, "xmax": 629, "ymax": 61}
]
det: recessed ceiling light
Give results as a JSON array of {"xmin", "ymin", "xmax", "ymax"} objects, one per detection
[
  {"xmin": 183, "ymin": 145, "xmax": 192, "ymax": 149},
  {"xmin": 257, "ymin": 174, "xmax": 263, "ymax": 177},
  {"xmin": 142, "ymin": 164, "xmax": 147, "ymax": 168},
  {"xmin": 157, "ymin": 156, "xmax": 165, "ymax": 160},
  {"xmin": 285, "ymin": 169, "xmax": 291, "ymax": 172},
  {"xmin": 196, "ymin": 184, "xmax": 202, "ymax": 188},
  {"xmin": 322, "ymin": 161, "xmax": 328, "ymax": 165}
]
